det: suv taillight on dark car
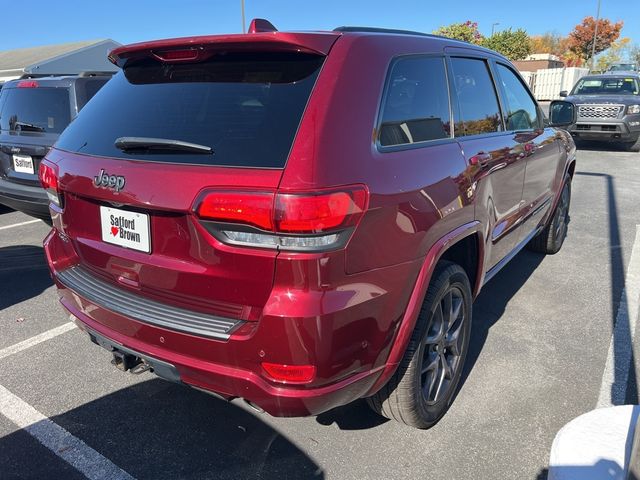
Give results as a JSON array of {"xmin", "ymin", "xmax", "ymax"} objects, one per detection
[{"xmin": 38, "ymin": 161, "xmax": 62, "ymax": 208}]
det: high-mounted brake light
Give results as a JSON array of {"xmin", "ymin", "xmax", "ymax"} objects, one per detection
[
  {"xmin": 194, "ymin": 186, "xmax": 369, "ymax": 251},
  {"xmin": 38, "ymin": 161, "xmax": 62, "ymax": 208},
  {"xmin": 152, "ymin": 48, "xmax": 201, "ymax": 62},
  {"xmin": 261, "ymin": 362, "xmax": 316, "ymax": 384},
  {"xmin": 17, "ymin": 80, "xmax": 39, "ymax": 88}
]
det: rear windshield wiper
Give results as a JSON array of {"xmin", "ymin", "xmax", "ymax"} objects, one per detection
[
  {"xmin": 114, "ymin": 137, "xmax": 213, "ymax": 154},
  {"xmin": 11, "ymin": 121, "xmax": 45, "ymax": 132}
]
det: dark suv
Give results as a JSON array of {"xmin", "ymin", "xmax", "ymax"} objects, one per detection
[
  {"xmin": 560, "ymin": 73, "xmax": 640, "ymax": 151},
  {"xmin": 0, "ymin": 74, "xmax": 111, "ymax": 220},
  {"xmin": 42, "ymin": 22, "xmax": 576, "ymax": 429}
]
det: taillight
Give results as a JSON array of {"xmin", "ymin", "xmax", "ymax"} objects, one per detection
[
  {"xmin": 196, "ymin": 191, "xmax": 274, "ymax": 230},
  {"xmin": 275, "ymin": 189, "xmax": 368, "ymax": 233},
  {"xmin": 17, "ymin": 80, "xmax": 39, "ymax": 88},
  {"xmin": 193, "ymin": 186, "xmax": 368, "ymax": 251},
  {"xmin": 261, "ymin": 362, "xmax": 316, "ymax": 384},
  {"xmin": 38, "ymin": 161, "xmax": 62, "ymax": 208}
]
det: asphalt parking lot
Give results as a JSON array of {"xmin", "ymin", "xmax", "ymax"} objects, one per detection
[{"xmin": 1, "ymin": 144, "xmax": 639, "ymax": 480}]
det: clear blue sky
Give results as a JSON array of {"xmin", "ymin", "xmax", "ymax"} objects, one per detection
[{"xmin": 1, "ymin": 0, "xmax": 638, "ymax": 50}]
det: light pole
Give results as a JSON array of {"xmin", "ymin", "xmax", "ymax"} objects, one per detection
[
  {"xmin": 241, "ymin": 0, "xmax": 246, "ymax": 33},
  {"xmin": 491, "ymin": 23, "xmax": 500, "ymax": 36},
  {"xmin": 590, "ymin": 0, "xmax": 601, "ymax": 71}
]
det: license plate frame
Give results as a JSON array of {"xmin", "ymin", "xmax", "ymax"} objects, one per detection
[
  {"xmin": 12, "ymin": 154, "xmax": 34, "ymax": 174},
  {"xmin": 99, "ymin": 206, "xmax": 151, "ymax": 253}
]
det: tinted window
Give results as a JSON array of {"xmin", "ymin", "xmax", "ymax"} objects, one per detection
[
  {"xmin": 74, "ymin": 78, "xmax": 109, "ymax": 109},
  {"xmin": 496, "ymin": 64, "xmax": 539, "ymax": 130},
  {"xmin": 379, "ymin": 57, "xmax": 450, "ymax": 147},
  {"xmin": 450, "ymin": 58, "xmax": 502, "ymax": 137},
  {"xmin": 56, "ymin": 53, "xmax": 324, "ymax": 168},
  {"xmin": 0, "ymin": 87, "xmax": 71, "ymax": 133},
  {"xmin": 571, "ymin": 76, "xmax": 639, "ymax": 95}
]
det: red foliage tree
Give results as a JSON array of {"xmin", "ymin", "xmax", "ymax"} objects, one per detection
[{"xmin": 568, "ymin": 16, "xmax": 623, "ymax": 62}]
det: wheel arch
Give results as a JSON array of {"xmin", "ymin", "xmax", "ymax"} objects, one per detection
[
  {"xmin": 567, "ymin": 158, "xmax": 576, "ymax": 179},
  {"xmin": 366, "ymin": 221, "xmax": 484, "ymax": 396}
]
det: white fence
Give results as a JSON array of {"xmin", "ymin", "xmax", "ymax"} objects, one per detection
[{"xmin": 527, "ymin": 67, "xmax": 590, "ymax": 101}]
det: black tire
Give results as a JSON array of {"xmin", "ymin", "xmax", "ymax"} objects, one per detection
[
  {"xmin": 367, "ymin": 261, "xmax": 472, "ymax": 429},
  {"xmin": 528, "ymin": 176, "xmax": 571, "ymax": 254},
  {"xmin": 624, "ymin": 137, "xmax": 640, "ymax": 152}
]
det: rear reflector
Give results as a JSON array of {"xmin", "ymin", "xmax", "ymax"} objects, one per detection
[
  {"xmin": 261, "ymin": 362, "xmax": 316, "ymax": 384},
  {"xmin": 17, "ymin": 80, "xmax": 39, "ymax": 88}
]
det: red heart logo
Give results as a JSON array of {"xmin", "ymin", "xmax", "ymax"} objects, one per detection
[{"xmin": 111, "ymin": 226, "xmax": 119, "ymax": 236}]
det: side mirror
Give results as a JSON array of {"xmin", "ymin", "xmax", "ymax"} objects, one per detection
[
  {"xmin": 549, "ymin": 100, "xmax": 576, "ymax": 127},
  {"xmin": 559, "ymin": 90, "xmax": 568, "ymax": 97}
]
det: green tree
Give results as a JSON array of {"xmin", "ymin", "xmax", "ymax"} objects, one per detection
[
  {"xmin": 630, "ymin": 45, "xmax": 640, "ymax": 66},
  {"xmin": 481, "ymin": 28, "xmax": 532, "ymax": 60},
  {"xmin": 433, "ymin": 21, "xmax": 483, "ymax": 45}
]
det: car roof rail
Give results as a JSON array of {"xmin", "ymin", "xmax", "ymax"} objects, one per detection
[{"xmin": 333, "ymin": 26, "xmax": 435, "ymax": 38}]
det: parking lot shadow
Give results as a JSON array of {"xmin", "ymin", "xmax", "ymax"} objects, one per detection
[
  {"xmin": 0, "ymin": 245, "xmax": 53, "ymax": 310},
  {"xmin": 315, "ymin": 399, "xmax": 389, "ymax": 430},
  {"xmin": 0, "ymin": 379, "xmax": 323, "ymax": 480},
  {"xmin": 575, "ymin": 140, "xmax": 634, "ymax": 153},
  {"xmin": 460, "ymin": 249, "xmax": 546, "ymax": 391}
]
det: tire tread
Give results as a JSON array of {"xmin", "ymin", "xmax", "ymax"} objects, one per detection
[{"xmin": 367, "ymin": 261, "xmax": 471, "ymax": 428}]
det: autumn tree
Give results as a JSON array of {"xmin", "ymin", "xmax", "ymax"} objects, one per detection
[
  {"xmin": 529, "ymin": 32, "xmax": 569, "ymax": 57},
  {"xmin": 482, "ymin": 28, "xmax": 532, "ymax": 60},
  {"xmin": 596, "ymin": 37, "xmax": 632, "ymax": 71},
  {"xmin": 433, "ymin": 21, "xmax": 483, "ymax": 45},
  {"xmin": 568, "ymin": 16, "xmax": 623, "ymax": 62}
]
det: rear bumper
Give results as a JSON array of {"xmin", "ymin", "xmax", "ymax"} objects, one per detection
[
  {"xmin": 60, "ymin": 288, "xmax": 383, "ymax": 417},
  {"xmin": 44, "ymin": 228, "xmax": 421, "ymax": 416},
  {"xmin": 0, "ymin": 177, "xmax": 50, "ymax": 220}
]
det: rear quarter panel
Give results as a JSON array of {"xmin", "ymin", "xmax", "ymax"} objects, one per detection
[{"xmin": 280, "ymin": 35, "xmax": 475, "ymax": 274}]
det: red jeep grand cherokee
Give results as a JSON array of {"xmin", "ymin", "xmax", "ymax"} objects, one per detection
[{"xmin": 42, "ymin": 21, "xmax": 576, "ymax": 428}]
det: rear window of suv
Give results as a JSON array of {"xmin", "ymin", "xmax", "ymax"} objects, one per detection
[
  {"xmin": 0, "ymin": 87, "xmax": 71, "ymax": 134},
  {"xmin": 55, "ymin": 52, "xmax": 324, "ymax": 168}
]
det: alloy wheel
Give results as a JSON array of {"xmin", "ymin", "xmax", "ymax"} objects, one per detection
[{"xmin": 421, "ymin": 286, "xmax": 466, "ymax": 405}]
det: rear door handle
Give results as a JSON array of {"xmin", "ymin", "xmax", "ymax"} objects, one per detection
[{"xmin": 469, "ymin": 152, "xmax": 492, "ymax": 167}]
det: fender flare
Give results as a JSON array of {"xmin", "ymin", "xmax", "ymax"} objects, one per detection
[{"xmin": 366, "ymin": 220, "xmax": 484, "ymax": 396}]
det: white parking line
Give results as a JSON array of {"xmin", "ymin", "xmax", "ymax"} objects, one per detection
[
  {"xmin": 597, "ymin": 225, "xmax": 640, "ymax": 407},
  {"xmin": 0, "ymin": 384, "xmax": 135, "ymax": 480},
  {"xmin": 0, "ymin": 219, "xmax": 41, "ymax": 231},
  {"xmin": 0, "ymin": 323, "xmax": 76, "ymax": 361}
]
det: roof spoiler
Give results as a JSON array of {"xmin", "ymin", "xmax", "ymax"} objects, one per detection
[{"xmin": 108, "ymin": 21, "xmax": 339, "ymax": 68}]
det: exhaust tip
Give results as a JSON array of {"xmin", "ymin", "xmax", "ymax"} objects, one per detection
[{"xmin": 243, "ymin": 398, "xmax": 265, "ymax": 414}]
